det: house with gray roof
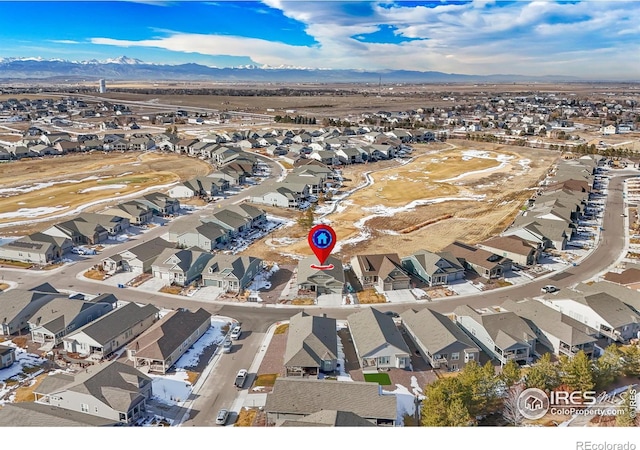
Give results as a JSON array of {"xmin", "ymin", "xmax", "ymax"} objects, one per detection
[
  {"xmin": 536, "ymin": 291, "xmax": 640, "ymax": 343},
  {"xmin": 574, "ymin": 281, "xmax": 640, "ymax": 315},
  {"xmin": 28, "ymin": 297, "xmax": 113, "ymax": 349},
  {"xmin": 401, "ymin": 308, "xmax": 480, "ymax": 371},
  {"xmin": 77, "ymin": 213, "xmax": 130, "ymax": 235},
  {"xmin": 126, "ymin": 308, "xmax": 212, "ymax": 374},
  {"xmin": 103, "ymin": 201, "xmax": 153, "ymax": 226},
  {"xmin": 106, "ymin": 236, "xmax": 175, "ymax": 274},
  {"xmin": 136, "ymin": 192, "xmax": 180, "ymax": 216},
  {"xmin": 33, "ymin": 361, "xmax": 152, "ymax": 424},
  {"xmin": 176, "ymin": 222, "xmax": 230, "ymax": 251},
  {"xmin": 206, "ymin": 209, "xmax": 252, "ymax": 237},
  {"xmin": 265, "ymin": 378, "xmax": 397, "ymax": 426},
  {"xmin": 501, "ymin": 299, "xmax": 597, "ymax": 358},
  {"xmin": 0, "ymin": 344, "xmax": 16, "ymax": 369},
  {"xmin": 0, "ymin": 287, "xmax": 65, "ymax": 336},
  {"xmin": 280, "ymin": 410, "xmax": 375, "ymax": 427},
  {"xmin": 0, "ymin": 238, "xmax": 60, "ymax": 264},
  {"xmin": 297, "ymin": 255, "xmax": 345, "ymax": 296},
  {"xmin": 0, "ymin": 402, "xmax": 118, "ymax": 427},
  {"xmin": 284, "ymin": 311, "xmax": 338, "ymax": 377},
  {"xmin": 224, "ymin": 203, "xmax": 267, "ymax": 228},
  {"xmin": 43, "ymin": 219, "xmax": 108, "ymax": 245},
  {"xmin": 250, "ymin": 186, "xmax": 306, "ymax": 208},
  {"xmin": 201, "ymin": 254, "xmax": 263, "ymax": 293},
  {"xmin": 350, "ymin": 253, "xmax": 411, "ymax": 291},
  {"xmin": 454, "ymin": 305, "xmax": 536, "ymax": 366},
  {"xmin": 63, "ymin": 303, "xmax": 159, "ymax": 358},
  {"xmin": 401, "ymin": 249, "xmax": 465, "ymax": 286},
  {"xmin": 347, "ymin": 307, "xmax": 410, "ymax": 370},
  {"xmin": 151, "ymin": 247, "xmax": 213, "ymax": 287}
]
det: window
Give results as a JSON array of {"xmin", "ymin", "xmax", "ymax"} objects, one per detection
[
  {"xmin": 466, "ymin": 353, "xmax": 475, "ymax": 361},
  {"xmin": 451, "ymin": 352, "xmax": 460, "ymax": 361},
  {"xmin": 377, "ymin": 356, "xmax": 390, "ymax": 366},
  {"xmin": 81, "ymin": 403, "xmax": 89, "ymax": 412}
]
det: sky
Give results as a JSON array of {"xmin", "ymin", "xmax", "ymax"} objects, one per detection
[{"xmin": 0, "ymin": 1, "xmax": 638, "ymax": 79}]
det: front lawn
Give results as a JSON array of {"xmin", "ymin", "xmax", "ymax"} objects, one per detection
[{"xmin": 363, "ymin": 372, "xmax": 392, "ymax": 385}]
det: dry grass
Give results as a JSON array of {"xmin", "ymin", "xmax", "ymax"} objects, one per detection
[
  {"xmin": 495, "ymin": 280, "xmax": 514, "ymax": 287},
  {"xmin": 0, "ymin": 259, "xmax": 33, "ymax": 268},
  {"xmin": 160, "ymin": 285, "xmax": 182, "ymax": 295},
  {"xmin": 291, "ymin": 297, "xmax": 315, "ymax": 305},
  {"xmin": 357, "ymin": 289, "xmax": 387, "ymax": 304},
  {"xmin": 186, "ymin": 370, "xmax": 199, "ymax": 385},
  {"xmin": 234, "ymin": 408, "xmax": 258, "ymax": 427},
  {"xmin": 83, "ymin": 269, "xmax": 106, "ymax": 281},
  {"xmin": 11, "ymin": 337, "xmax": 28, "ymax": 348},
  {"xmin": 0, "ymin": 283, "xmax": 9, "ymax": 291},
  {"xmin": 0, "ymin": 152, "xmax": 211, "ymax": 233},
  {"xmin": 273, "ymin": 324, "xmax": 289, "ymax": 335},
  {"xmin": 253, "ymin": 373, "xmax": 278, "ymax": 387},
  {"xmin": 13, "ymin": 373, "xmax": 48, "ymax": 403}
]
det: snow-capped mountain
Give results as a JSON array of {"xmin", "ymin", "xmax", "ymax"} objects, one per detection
[{"xmin": 0, "ymin": 55, "xmax": 581, "ymax": 82}]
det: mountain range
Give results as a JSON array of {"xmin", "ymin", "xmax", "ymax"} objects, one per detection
[{"xmin": 0, "ymin": 56, "xmax": 580, "ymax": 83}]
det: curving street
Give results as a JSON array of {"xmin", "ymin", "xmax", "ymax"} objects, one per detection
[{"xmin": 4, "ymin": 156, "xmax": 637, "ymax": 425}]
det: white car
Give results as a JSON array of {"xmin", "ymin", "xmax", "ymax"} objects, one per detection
[
  {"xmin": 216, "ymin": 409, "xmax": 229, "ymax": 425},
  {"xmin": 230, "ymin": 325, "xmax": 242, "ymax": 340},
  {"xmin": 541, "ymin": 285, "xmax": 559, "ymax": 294}
]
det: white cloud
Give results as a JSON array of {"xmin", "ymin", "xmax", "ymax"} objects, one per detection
[{"xmin": 89, "ymin": 1, "xmax": 640, "ymax": 78}]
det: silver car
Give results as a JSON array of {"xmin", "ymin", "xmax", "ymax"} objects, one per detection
[{"xmin": 216, "ymin": 409, "xmax": 229, "ymax": 425}]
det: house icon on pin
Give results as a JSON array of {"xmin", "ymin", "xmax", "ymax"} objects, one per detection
[{"xmin": 317, "ymin": 232, "xmax": 329, "ymax": 246}]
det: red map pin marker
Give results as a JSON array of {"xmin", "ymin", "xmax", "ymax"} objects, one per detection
[{"xmin": 308, "ymin": 224, "xmax": 337, "ymax": 270}]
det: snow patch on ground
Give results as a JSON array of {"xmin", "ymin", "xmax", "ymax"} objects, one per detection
[
  {"xmin": 441, "ymin": 150, "xmax": 513, "ymax": 182},
  {"xmin": 0, "ymin": 206, "xmax": 68, "ymax": 219},
  {"xmin": 248, "ymin": 264, "xmax": 279, "ymax": 291},
  {"xmin": 79, "ymin": 184, "xmax": 127, "ymax": 193},
  {"xmin": 382, "ymin": 383, "xmax": 420, "ymax": 426}
]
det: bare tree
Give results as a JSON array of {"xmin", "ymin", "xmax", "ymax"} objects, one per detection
[{"xmin": 502, "ymin": 383, "xmax": 525, "ymax": 426}]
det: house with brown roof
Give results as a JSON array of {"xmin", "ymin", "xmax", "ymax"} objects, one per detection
[
  {"xmin": 126, "ymin": 308, "xmax": 211, "ymax": 374},
  {"xmin": 443, "ymin": 241, "xmax": 512, "ymax": 279},
  {"xmin": 477, "ymin": 235, "xmax": 541, "ymax": 267},
  {"xmin": 350, "ymin": 253, "xmax": 411, "ymax": 291}
]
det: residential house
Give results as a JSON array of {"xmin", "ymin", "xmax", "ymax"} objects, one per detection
[
  {"xmin": 443, "ymin": 241, "xmax": 512, "ymax": 279},
  {"xmin": 62, "ymin": 303, "xmax": 160, "ymax": 358},
  {"xmin": 0, "ymin": 402, "xmax": 118, "ymax": 427},
  {"xmin": 0, "ymin": 344, "xmax": 16, "ymax": 369},
  {"xmin": 176, "ymin": 222, "xmax": 230, "ymax": 251},
  {"xmin": 104, "ymin": 236, "xmax": 175, "ymax": 274},
  {"xmin": 126, "ymin": 308, "xmax": 212, "ymax": 374},
  {"xmin": 28, "ymin": 297, "xmax": 113, "ymax": 349},
  {"xmin": 206, "ymin": 209, "xmax": 253, "ymax": 237},
  {"xmin": 103, "ymin": 201, "xmax": 153, "ymax": 226},
  {"xmin": 401, "ymin": 249, "xmax": 465, "ymax": 286},
  {"xmin": 401, "ymin": 308, "xmax": 480, "ymax": 371},
  {"xmin": 201, "ymin": 254, "xmax": 263, "ymax": 292},
  {"xmin": 454, "ymin": 305, "xmax": 537, "ymax": 366},
  {"xmin": 136, "ymin": 192, "xmax": 180, "ymax": 216},
  {"xmin": 0, "ymin": 287, "xmax": 64, "ymax": 336},
  {"xmin": 250, "ymin": 186, "xmax": 305, "ymax": 209},
  {"xmin": 350, "ymin": 253, "xmax": 411, "ymax": 291},
  {"xmin": 224, "ymin": 203, "xmax": 267, "ymax": 228},
  {"xmin": 501, "ymin": 299, "xmax": 597, "ymax": 358},
  {"xmin": 283, "ymin": 174, "xmax": 324, "ymax": 195},
  {"xmin": 151, "ymin": 247, "xmax": 213, "ymax": 287},
  {"xmin": 575, "ymin": 281, "xmax": 640, "ymax": 315},
  {"xmin": 283, "ymin": 311, "xmax": 338, "ymax": 377},
  {"xmin": 0, "ymin": 238, "xmax": 60, "ymax": 264},
  {"xmin": 536, "ymin": 291, "xmax": 640, "ymax": 343},
  {"xmin": 43, "ymin": 219, "xmax": 108, "ymax": 245},
  {"xmin": 347, "ymin": 307, "xmax": 411, "ymax": 370},
  {"xmin": 33, "ymin": 361, "xmax": 152, "ymax": 424},
  {"xmin": 297, "ymin": 255, "xmax": 345, "ymax": 296},
  {"xmin": 265, "ymin": 379, "xmax": 397, "ymax": 426},
  {"xmin": 77, "ymin": 213, "xmax": 130, "ymax": 236},
  {"xmin": 279, "ymin": 410, "xmax": 375, "ymax": 427},
  {"xmin": 477, "ymin": 235, "xmax": 541, "ymax": 267}
]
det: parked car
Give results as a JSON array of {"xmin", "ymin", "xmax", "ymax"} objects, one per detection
[
  {"xmin": 230, "ymin": 325, "xmax": 242, "ymax": 340},
  {"xmin": 541, "ymin": 285, "xmax": 559, "ymax": 294},
  {"xmin": 222, "ymin": 338, "xmax": 232, "ymax": 354},
  {"xmin": 235, "ymin": 369, "xmax": 248, "ymax": 388},
  {"xmin": 384, "ymin": 311, "xmax": 400, "ymax": 318},
  {"xmin": 216, "ymin": 409, "xmax": 229, "ymax": 425}
]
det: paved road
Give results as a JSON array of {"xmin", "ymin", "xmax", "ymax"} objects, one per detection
[{"xmin": 6, "ymin": 162, "xmax": 636, "ymax": 426}]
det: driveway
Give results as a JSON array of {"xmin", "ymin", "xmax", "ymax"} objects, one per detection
[
  {"xmin": 382, "ymin": 289, "xmax": 417, "ymax": 303},
  {"xmin": 317, "ymin": 293, "xmax": 343, "ymax": 306}
]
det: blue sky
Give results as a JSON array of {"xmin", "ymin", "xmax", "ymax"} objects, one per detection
[{"xmin": 0, "ymin": 1, "xmax": 638, "ymax": 79}]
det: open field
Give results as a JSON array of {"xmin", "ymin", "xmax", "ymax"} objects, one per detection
[
  {"xmin": 246, "ymin": 140, "xmax": 557, "ymax": 263},
  {"xmin": 0, "ymin": 152, "xmax": 211, "ymax": 234}
]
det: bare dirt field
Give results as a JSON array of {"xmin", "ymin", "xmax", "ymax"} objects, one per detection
[
  {"xmin": 245, "ymin": 140, "xmax": 558, "ymax": 264},
  {"xmin": 0, "ymin": 152, "xmax": 211, "ymax": 235}
]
